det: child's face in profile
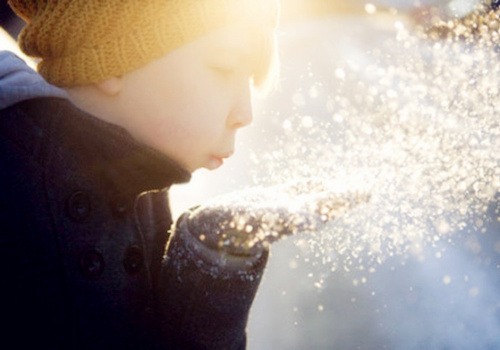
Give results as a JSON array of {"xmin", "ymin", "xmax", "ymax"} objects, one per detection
[{"xmin": 116, "ymin": 23, "xmax": 266, "ymax": 172}]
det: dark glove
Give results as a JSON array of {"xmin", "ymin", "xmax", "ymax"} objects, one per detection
[
  {"xmin": 157, "ymin": 180, "xmax": 368, "ymax": 349},
  {"xmin": 186, "ymin": 179, "xmax": 369, "ymax": 255}
]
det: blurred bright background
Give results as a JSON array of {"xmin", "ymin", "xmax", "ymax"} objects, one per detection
[{"xmin": 2, "ymin": 1, "xmax": 499, "ymax": 349}]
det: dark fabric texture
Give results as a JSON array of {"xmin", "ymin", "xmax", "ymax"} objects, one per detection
[
  {"xmin": 159, "ymin": 212, "xmax": 269, "ymax": 350},
  {"xmin": 0, "ymin": 97, "xmax": 267, "ymax": 349}
]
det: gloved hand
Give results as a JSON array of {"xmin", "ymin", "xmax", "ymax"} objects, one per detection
[{"xmin": 185, "ymin": 179, "xmax": 369, "ymax": 257}]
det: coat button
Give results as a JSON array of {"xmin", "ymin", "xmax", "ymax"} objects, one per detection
[
  {"xmin": 80, "ymin": 249, "xmax": 105, "ymax": 279},
  {"xmin": 110, "ymin": 195, "xmax": 130, "ymax": 218},
  {"xmin": 123, "ymin": 245, "xmax": 144, "ymax": 275},
  {"xmin": 66, "ymin": 191, "xmax": 91, "ymax": 222}
]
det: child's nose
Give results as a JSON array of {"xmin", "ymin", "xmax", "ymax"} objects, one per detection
[{"xmin": 227, "ymin": 85, "xmax": 253, "ymax": 129}]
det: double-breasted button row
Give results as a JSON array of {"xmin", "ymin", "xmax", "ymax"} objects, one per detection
[
  {"xmin": 79, "ymin": 245, "xmax": 144, "ymax": 279},
  {"xmin": 66, "ymin": 191, "xmax": 131, "ymax": 222},
  {"xmin": 67, "ymin": 191, "xmax": 142, "ymax": 278}
]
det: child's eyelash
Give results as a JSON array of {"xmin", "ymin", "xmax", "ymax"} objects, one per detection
[{"xmin": 211, "ymin": 65, "xmax": 236, "ymax": 76}]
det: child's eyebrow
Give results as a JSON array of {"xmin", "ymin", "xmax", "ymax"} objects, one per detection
[{"xmin": 209, "ymin": 44, "xmax": 260, "ymax": 75}]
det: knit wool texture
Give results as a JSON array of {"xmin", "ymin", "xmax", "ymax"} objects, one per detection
[{"xmin": 8, "ymin": 0, "xmax": 279, "ymax": 87}]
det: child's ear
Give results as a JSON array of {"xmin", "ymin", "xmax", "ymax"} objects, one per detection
[{"xmin": 95, "ymin": 76, "xmax": 123, "ymax": 96}]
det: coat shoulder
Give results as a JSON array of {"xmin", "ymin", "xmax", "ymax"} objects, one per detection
[{"xmin": 0, "ymin": 97, "xmax": 72, "ymax": 162}]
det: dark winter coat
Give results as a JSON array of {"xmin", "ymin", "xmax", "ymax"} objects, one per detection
[{"xmin": 0, "ymin": 94, "xmax": 267, "ymax": 348}]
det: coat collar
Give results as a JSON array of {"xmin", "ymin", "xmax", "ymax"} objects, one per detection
[
  {"xmin": 22, "ymin": 97, "xmax": 192, "ymax": 197},
  {"xmin": 67, "ymin": 99, "xmax": 192, "ymax": 196}
]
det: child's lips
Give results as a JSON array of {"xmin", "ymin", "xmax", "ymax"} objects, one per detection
[
  {"xmin": 207, "ymin": 157, "xmax": 224, "ymax": 170},
  {"xmin": 207, "ymin": 151, "xmax": 233, "ymax": 170}
]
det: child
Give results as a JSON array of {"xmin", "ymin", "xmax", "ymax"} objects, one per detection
[{"xmin": 0, "ymin": 0, "xmax": 280, "ymax": 349}]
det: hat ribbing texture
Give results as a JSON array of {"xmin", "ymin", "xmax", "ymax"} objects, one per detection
[{"xmin": 8, "ymin": 0, "xmax": 279, "ymax": 87}]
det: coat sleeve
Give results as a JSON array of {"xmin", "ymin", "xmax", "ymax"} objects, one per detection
[{"xmin": 156, "ymin": 211, "xmax": 269, "ymax": 350}]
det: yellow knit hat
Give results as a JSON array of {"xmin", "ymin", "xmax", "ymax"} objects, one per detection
[{"xmin": 8, "ymin": 0, "xmax": 279, "ymax": 87}]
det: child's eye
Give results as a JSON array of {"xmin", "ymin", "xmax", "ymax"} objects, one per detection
[{"xmin": 211, "ymin": 65, "xmax": 236, "ymax": 78}]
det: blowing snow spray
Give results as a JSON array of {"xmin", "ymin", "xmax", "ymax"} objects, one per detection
[{"xmin": 243, "ymin": 5, "xmax": 500, "ymax": 271}]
